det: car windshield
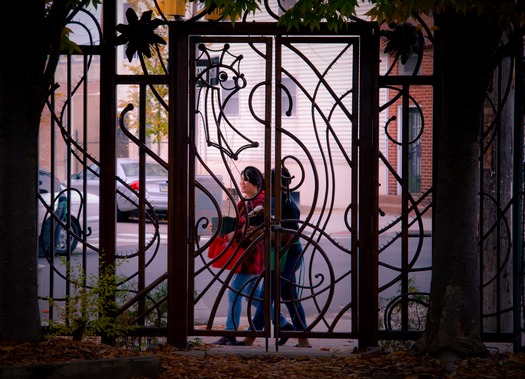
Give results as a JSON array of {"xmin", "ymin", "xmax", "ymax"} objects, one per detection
[{"xmin": 121, "ymin": 162, "xmax": 167, "ymax": 177}]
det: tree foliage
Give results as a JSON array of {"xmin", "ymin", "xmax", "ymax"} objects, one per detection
[
  {"xmin": 277, "ymin": 0, "xmax": 360, "ymax": 31},
  {"xmin": 199, "ymin": 0, "xmax": 262, "ymax": 22}
]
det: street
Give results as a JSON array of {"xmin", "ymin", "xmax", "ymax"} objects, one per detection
[{"xmin": 38, "ymin": 218, "xmax": 432, "ymax": 333}]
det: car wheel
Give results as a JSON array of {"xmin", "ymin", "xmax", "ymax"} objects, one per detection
[
  {"xmin": 117, "ymin": 206, "xmax": 129, "ymax": 222},
  {"xmin": 55, "ymin": 217, "xmax": 81, "ymax": 256}
]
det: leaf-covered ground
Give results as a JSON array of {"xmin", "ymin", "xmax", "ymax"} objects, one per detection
[{"xmin": 1, "ymin": 337, "xmax": 525, "ymax": 378}]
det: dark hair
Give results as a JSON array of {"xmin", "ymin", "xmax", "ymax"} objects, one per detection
[
  {"xmin": 270, "ymin": 166, "xmax": 292, "ymax": 188},
  {"xmin": 241, "ymin": 166, "xmax": 263, "ymax": 189}
]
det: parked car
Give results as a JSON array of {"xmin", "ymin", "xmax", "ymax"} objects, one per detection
[
  {"xmin": 70, "ymin": 158, "xmax": 168, "ymax": 222},
  {"xmin": 69, "ymin": 159, "xmax": 224, "ymax": 236},
  {"xmin": 38, "ymin": 168, "xmax": 99, "ymax": 256}
]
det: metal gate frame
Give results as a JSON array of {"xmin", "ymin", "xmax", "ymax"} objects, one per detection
[{"xmin": 166, "ymin": 21, "xmax": 379, "ymax": 349}]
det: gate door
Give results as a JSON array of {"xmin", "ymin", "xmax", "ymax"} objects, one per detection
[{"xmin": 168, "ymin": 27, "xmax": 379, "ymax": 350}]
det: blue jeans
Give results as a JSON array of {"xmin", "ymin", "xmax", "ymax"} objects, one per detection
[
  {"xmin": 225, "ymin": 273, "xmax": 260, "ymax": 330},
  {"xmin": 226, "ymin": 272, "xmax": 288, "ymax": 331},
  {"xmin": 252, "ymin": 241, "xmax": 307, "ymax": 331}
]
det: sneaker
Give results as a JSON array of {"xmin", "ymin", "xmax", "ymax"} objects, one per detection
[{"xmin": 212, "ymin": 336, "xmax": 237, "ymax": 345}]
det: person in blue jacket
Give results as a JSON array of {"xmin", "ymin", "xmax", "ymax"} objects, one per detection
[{"xmin": 243, "ymin": 166, "xmax": 310, "ymax": 348}]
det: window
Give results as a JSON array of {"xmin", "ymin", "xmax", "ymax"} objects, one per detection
[
  {"xmin": 281, "ymin": 77, "xmax": 297, "ymax": 117},
  {"xmin": 399, "ymin": 55, "xmax": 421, "ymax": 76},
  {"xmin": 221, "ymin": 80, "xmax": 240, "ymax": 117},
  {"xmin": 407, "ymin": 108, "xmax": 422, "ymax": 193}
]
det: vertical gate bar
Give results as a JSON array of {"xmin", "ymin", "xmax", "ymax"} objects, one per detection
[
  {"xmin": 512, "ymin": 43, "xmax": 524, "ymax": 352},
  {"xmin": 138, "ymin": 84, "xmax": 147, "ymax": 320},
  {"xmin": 274, "ymin": 36, "xmax": 283, "ymax": 348},
  {"xmin": 168, "ymin": 22, "xmax": 190, "ymax": 348},
  {"xmin": 100, "ymin": 0, "xmax": 117, "ymax": 345},
  {"xmin": 262, "ymin": 37, "xmax": 273, "ymax": 350},
  {"xmin": 187, "ymin": 37, "xmax": 196, "ymax": 332},
  {"xmin": 431, "ymin": 33, "xmax": 441, "ymax": 345},
  {"xmin": 81, "ymin": 55, "xmax": 89, "ymax": 265},
  {"xmin": 65, "ymin": 56, "xmax": 73, "ymax": 262},
  {"xmin": 357, "ymin": 24, "xmax": 380, "ymax": 350},
  {"xmin": 400, "ymin": 87, "xmax": 410, "ymax": 330},
  {"xmin": 48, "ymin": 78, "xmax": 57, "ymax": 321},
  {"xmin": 351, "ymin": 37, "xmax": 360, "ymax": 338}
]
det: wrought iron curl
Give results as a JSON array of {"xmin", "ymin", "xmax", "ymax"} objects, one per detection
[
  {"xmin": 37, "ymin": 187, "xmax": 92, "ymax": 260},
  {"xmin": 113, "ymin": 103, "xmax": 164, "ymax": 261},
  {"xmin": 383, "ymin": 292, "xmax": 429, "ymax": 332},
  {"xmin": 381, "ymin": 87, "xmax": 424, "ymax": 146},
  {"xmin": 195, "ymin": 43, "xmax": 260, "ymax": 159}
]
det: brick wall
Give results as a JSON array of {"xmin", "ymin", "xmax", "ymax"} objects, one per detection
[{"xmin": 385, "ymin": 46, "xmax": 434, "ymax": 197}]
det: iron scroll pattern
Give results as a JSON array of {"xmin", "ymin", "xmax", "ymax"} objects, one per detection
[
  {"xmin": 38, "ymin": 8, "xmax": 105, "ymax": 311},
  {"xmin": 377, "ymin": 39, "xmax": 432, "ymax": 340},
  {"xmin": 38, "ymin": 6, "xmax": 169, "ymax": 330},
  {"xmin": 189, "ymin": 38, "xmax": 357, "ymax": 340},
  {"xmin": 478, "ymin": 51, "xmax": 522, "ymax": 339},
  {"xmin": 194, "ymin": 43, "xmax": 260, "ymax": 160},
  {"xmin": 377, "ymin": 27, "xmax": 524, "ymax": 342}
]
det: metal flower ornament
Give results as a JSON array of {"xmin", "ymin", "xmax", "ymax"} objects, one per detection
[
  {"xmin": 115, "ymin": 8, "xmax": 167, "ymax": 62},
  {"xmin": 381, "ymin": 22, "xmax": 424, "ymax": 65}
]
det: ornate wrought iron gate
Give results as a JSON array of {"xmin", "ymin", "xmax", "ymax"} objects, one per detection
[
  {"xmin": 167, "ymin": 23, "xmax": 379, "ymax": 350},
  {"xmin": 37, "ymin": 2, "xmax": 525, "ymax": 352}
]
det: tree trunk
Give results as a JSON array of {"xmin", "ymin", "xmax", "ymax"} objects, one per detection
[
  {"xmin": 414, "ymin": 10, "xmax": 503, "ymax": 357},
  {"xmin": 0, "ymin": 71, "xmax": 43, "ymax": 342},
  {"xmin": 0, "ymin": 3, "xmax": 49, "ymax": 342}
]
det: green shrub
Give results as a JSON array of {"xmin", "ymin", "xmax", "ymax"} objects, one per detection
[
  {"xmin": 378, "ymin": 277, "xmax": 429, "ymax": 351},
  {"xmin": 45, "ymin": 258, "xmax": 139, "ymax": 341}
]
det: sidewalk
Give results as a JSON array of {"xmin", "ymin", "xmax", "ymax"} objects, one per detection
[
  {"xmin": 188, "ymin": 314, "xmax": 360, "ymax": 358},
  {"xmin": 300, "ymin": 207, "xmax": 432, "ymax": 236},
  {"xmin": 181, "ymin": 335, "xmax": 365, "ymax": 358}
]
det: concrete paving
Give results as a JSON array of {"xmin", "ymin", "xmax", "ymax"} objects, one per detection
[{"xmin": 185, "ymin": 335, "xmax": 364, "ymax": 358}]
